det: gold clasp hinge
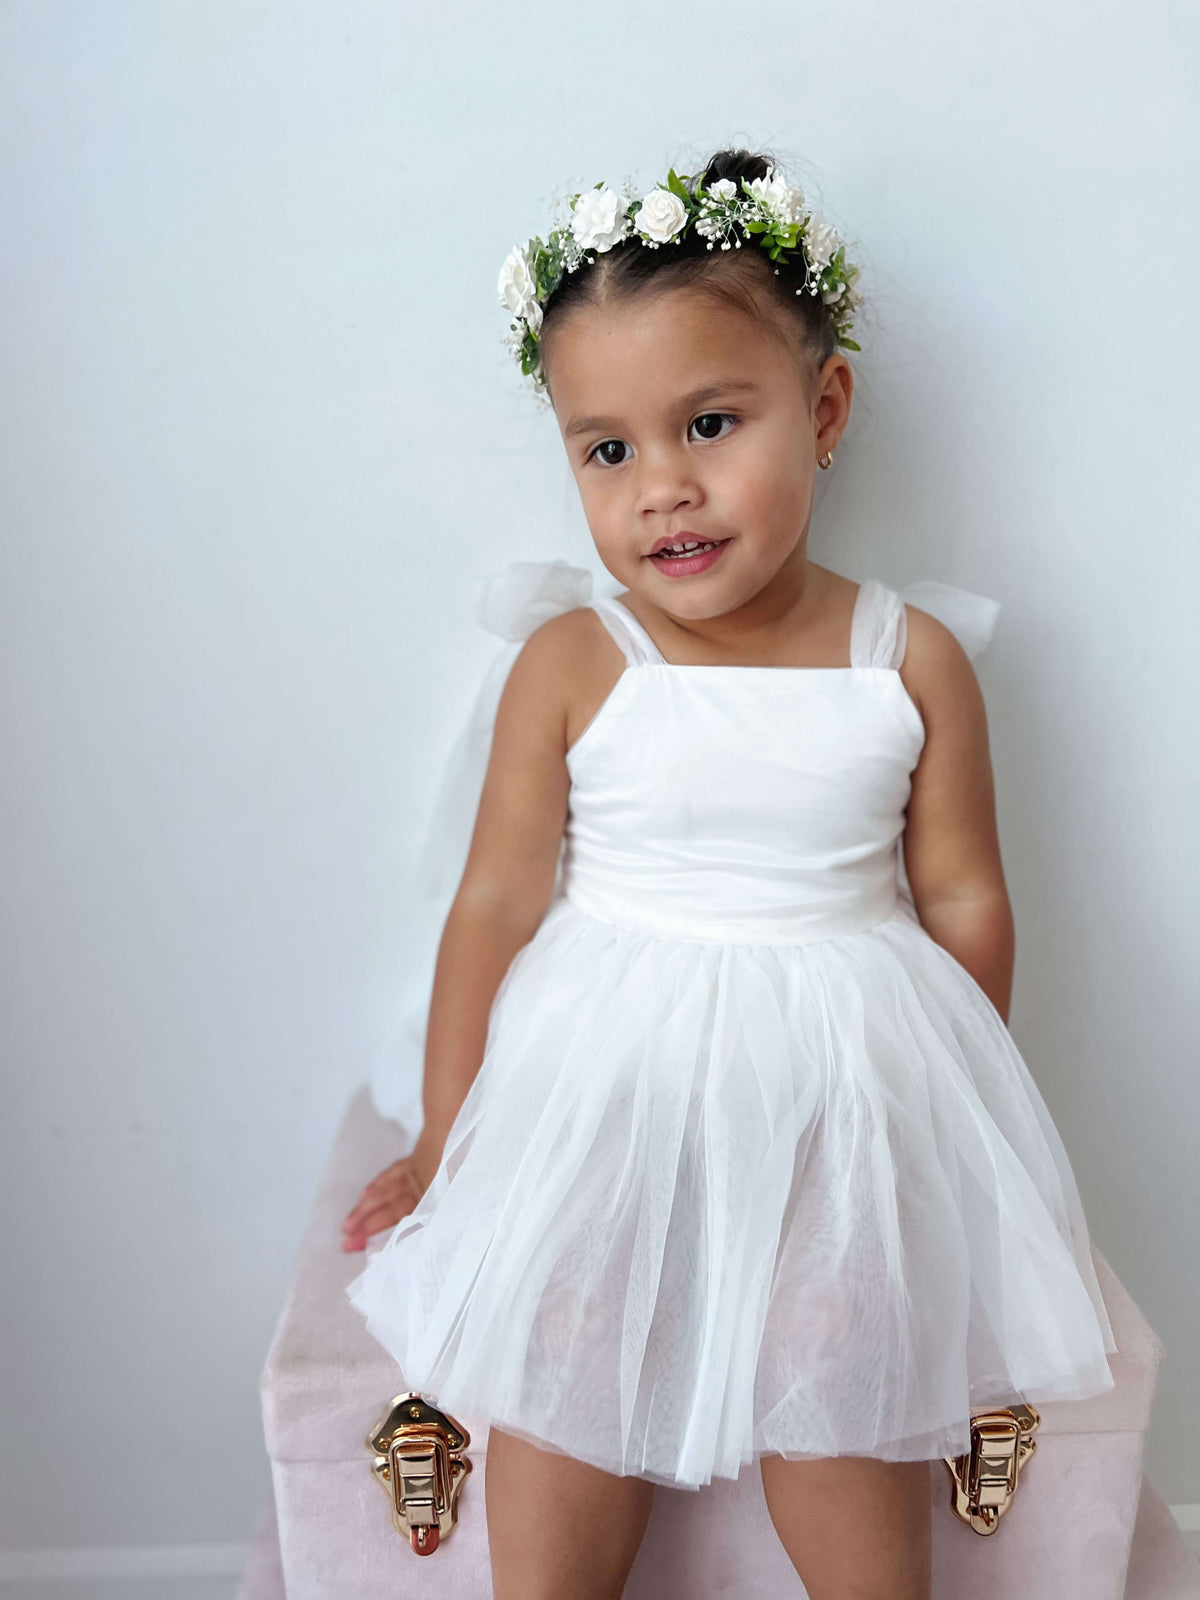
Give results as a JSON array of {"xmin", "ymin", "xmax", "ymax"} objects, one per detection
[
  {"xmin": 943, "ymin": 1402, "xmax": 1040, "ymax": 1535},
  {"xmin": 367, "ymin": 1392, "xmax": 473, "ymax": 1555}
]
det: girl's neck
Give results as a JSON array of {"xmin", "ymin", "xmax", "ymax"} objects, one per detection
[{"xmin": 617, "ymin": 554, "xmax": 855, "ymax": 668}]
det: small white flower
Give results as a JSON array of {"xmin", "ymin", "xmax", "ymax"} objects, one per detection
[
  {"xmin": 497, "ymin": 244, "xmax": 540, "ymax": 324},
  {"xmin": 636, "ymin": 187, "xmax": 688, "ymax": 244},
  {"xmin": 571, "ymin": 186, "xmax": 629, "ymax": 252},
  {"xmin": 745, "ymin": 173, "xmax": 805, "ymax": 224},
  {"xmin": 707, "ymin": 178, "xmax": 737, "ymax": 201},
  {"xmin": 821, "ymin": 282, "xmax": 846, "ymax": 305},
  {"xmin": 804, "ymin": 218, "xmax": 841, "ymax": 272}
]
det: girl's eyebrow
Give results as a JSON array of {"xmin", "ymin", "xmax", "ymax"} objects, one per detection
[{"xmin": 564, "ymin": 379, "xmax": 761, "ymax": 440}]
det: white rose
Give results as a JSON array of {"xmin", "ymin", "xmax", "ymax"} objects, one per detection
[
  {"xmin": 707, "ymin": 178, "xmax": 738, "ymax": 201},
  {"xmin": 821, "ymin": 282, "xmax": 846, "ymax": 305},
  {"xmin": 497, "ymin": 244, "xmax": 540, "ymax": 324},
  {"xmin": 571, "ymin": 186, "xmax": 629, "ymax": 252},
  {"xmin": 636, "ymin": 187, "xmax": 688, "ymax": 244},
  {"xmin": 804, "ymin": 218, "xmax": 840, "ymax": 272}
]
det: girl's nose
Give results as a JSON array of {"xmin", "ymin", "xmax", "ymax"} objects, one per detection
[{"xmin": 634, "ymin": 453, "xmax": 704, "ymax": 519}]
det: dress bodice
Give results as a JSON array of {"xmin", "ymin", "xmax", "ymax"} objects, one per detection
[
  {"xmin": 560, "ymin": 582, "xmax": 927, "ymax": 945},
  {"xmin": 367, "ymin": 558, "xmax": 999, "ymax": 1129}
]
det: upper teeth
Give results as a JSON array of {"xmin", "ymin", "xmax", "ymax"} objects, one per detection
[{"xmin": 660, "ymin": 540, "xmax": 716, "ymax": 555}]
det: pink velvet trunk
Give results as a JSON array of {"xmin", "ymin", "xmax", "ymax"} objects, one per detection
[{"xmin": 245, "ymin": 1089, "xmax": 1198, "ymax": 1599}]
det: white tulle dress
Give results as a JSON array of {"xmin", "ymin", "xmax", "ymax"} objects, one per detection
[{"xmin": 347, "ymin": 559, "xmax": 1117, "ymax": 1491}]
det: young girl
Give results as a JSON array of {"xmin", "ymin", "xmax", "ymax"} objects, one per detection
[{"xmin": 341, "ymin": 148, "xmax": 1117, "ymax": 1600}]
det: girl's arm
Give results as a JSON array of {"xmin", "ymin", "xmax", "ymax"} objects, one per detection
[
  {"xmin": 341, "ymin": 612, "xmax": 586, "ymax": 1250},
  {"xmin": 899, "ymin": 606, "xmax": 1015, "ymax": 1022}
]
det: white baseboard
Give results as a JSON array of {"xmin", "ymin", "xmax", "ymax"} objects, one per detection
[
  {"xmin": 1171, "ymin": 1502, "xmax": 1200, "ymax": 1558},
  {"xmin": 0, "ymin": 1543, "xmax": 249, "ymax": 1581}
]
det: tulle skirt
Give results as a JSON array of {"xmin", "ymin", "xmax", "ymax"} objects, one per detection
[{"xmin": 347, "ymin": 893, "xmax": 1117, "ymax": 1490}]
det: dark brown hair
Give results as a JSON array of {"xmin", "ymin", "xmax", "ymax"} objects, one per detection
[{"xmin": 539, "ymin": 149, "xmax": 841, "ymax": 389}]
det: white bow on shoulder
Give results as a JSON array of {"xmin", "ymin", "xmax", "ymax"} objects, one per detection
[
  {"xmin": 472, "ymin": 557, "xmax": 595, "ymax": 640},
  {"xmin": 895, "ymin": 580, "xmax": 1000, "ymax": 662}
]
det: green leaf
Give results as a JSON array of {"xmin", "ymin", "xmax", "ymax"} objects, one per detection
[
  {"xmin": 837, "ymin": 336, "xmax": 862, "ymax": 351},
  {"xmin": 666, "ymin": 168, "xmax": 691, "ymax": 202}
]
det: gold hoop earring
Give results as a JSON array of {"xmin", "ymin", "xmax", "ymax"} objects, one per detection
[{"xmin": 818, "ymin": 451, "xmax": 834, "ymax": 470}]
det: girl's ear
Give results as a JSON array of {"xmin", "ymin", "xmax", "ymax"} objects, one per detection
[{"xmin": 812, "ymin": 352, "xmax": 854, "ymax": 452}]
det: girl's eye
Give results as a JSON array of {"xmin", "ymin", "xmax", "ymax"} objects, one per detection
[
  {"xmin": 689, "ymin": 412, "xmax": 737, "ymax": 442},
  {"xmin": 588, "ymin": 439, "xmax": 630, "ymax": 468}
]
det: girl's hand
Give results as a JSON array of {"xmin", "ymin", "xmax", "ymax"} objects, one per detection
[{"xmin": 340, "ymin": 1133, "xmax": 443, "ymax": 1253}]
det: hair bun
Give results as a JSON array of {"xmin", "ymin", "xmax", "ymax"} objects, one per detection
[{"xmin": 700, "ymin": 148, "xmax": 775, "ymax": 191}]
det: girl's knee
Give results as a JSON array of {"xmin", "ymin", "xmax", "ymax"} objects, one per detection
[
  {"xmin": 485, "ymin": 1427, "xmax": 655, "ymax": 1600},
  {"xmin": 759, "ymin": 1454, "xmax": 933, "ymax": 1600}
]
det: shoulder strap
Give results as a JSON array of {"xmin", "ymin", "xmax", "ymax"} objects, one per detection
[
  {"xmin": 850, "ymin": 579, "xmax": 907, "ymax": 669},
  {"xmin": 590, "ymin": 596, "xmax": 666, "ymax": 667}
]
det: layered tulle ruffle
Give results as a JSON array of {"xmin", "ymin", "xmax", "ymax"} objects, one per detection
[{"xmin": 348, "ymin": 893, "xmax": 1117, "ymax": 1489}]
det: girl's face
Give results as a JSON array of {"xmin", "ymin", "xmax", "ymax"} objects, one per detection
[{"xmin": 542, "ymin": 284, "xmax": 852, "ymax": 622}]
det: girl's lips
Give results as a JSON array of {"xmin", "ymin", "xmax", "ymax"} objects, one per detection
[{"xmin": 647, "ymin": 538, "xmax": 731, "ymax": 577}]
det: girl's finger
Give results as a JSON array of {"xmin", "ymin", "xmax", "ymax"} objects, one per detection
[
  {"xmin": 343, "ymin": 1164, "xmax": 416, "ymax": 1227},
  {"xmin": 344, "ymin": 1199, "xmax": 415, "ymax": 1245},
  {"xmin": 361, "ymin": 1162, "xmax": 406, "ymax": 1200},
  {"xmin": 342, "ymin": 1195, "xmax": 379, "ymax": 1229}
]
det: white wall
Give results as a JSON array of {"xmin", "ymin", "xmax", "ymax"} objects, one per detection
[{"xmin": 1, "ymin": 0, "xmax": 1196, "ymax": 1562}]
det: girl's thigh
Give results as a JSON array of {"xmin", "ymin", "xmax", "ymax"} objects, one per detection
[
  {"xmin": 759, "ymin": 1453, "xmax": 933, "ymax": 1600},
  {"xmin": 485, "ymin": 1425, "xmax": 656, "ymax": 1600}
]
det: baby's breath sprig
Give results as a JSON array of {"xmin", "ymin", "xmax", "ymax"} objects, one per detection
[{"xmin": 497, "ymin": 162, "xmax": 864, "ymax": 397}]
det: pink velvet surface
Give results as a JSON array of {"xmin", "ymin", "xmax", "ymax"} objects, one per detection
[
  {"xmin": 239, "ymin": 1476, "xmax": 1200, "ymax": 1600},
  {"xmin": 259, "ymin": 1088, "xmax": 1173, "ymax": 1599}
]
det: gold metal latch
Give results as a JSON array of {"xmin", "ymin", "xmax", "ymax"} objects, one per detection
[
  {"xmin": 367, "ymin": 1392, "xmax": 473, "ymax": 1555},
  {"xmin": 943, "ymin": 1402, "xmax": 1040, "ymax": 1535}
]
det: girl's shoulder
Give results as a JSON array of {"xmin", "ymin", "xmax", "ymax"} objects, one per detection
[
  {"xmin": 893, "ymin": 580, "xmax": 1001, "ymax": 664},
  {"xmin": 513, "ymin": 603, "xmax": 623, "ymax": 705},
  {"xmin": 470, "ymin": 554, "xmax": 614, "ymax": 694},
  {"xmin": 895, "ymin": 581, "xmax": 1002, "ymax": 732},
  {"xmin": 470, "ymin": 565, "xmax": 627, "ymax": 759}
]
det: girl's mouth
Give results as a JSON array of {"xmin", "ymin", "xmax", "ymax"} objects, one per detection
[{"xmin": 647, "ymin": 538, "xmax": 731, "ymax": 576}]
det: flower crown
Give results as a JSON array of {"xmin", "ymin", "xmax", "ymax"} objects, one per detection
[{"xmin": 497, "ymin": 163, "xmax": 863, "ymax": 397}]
